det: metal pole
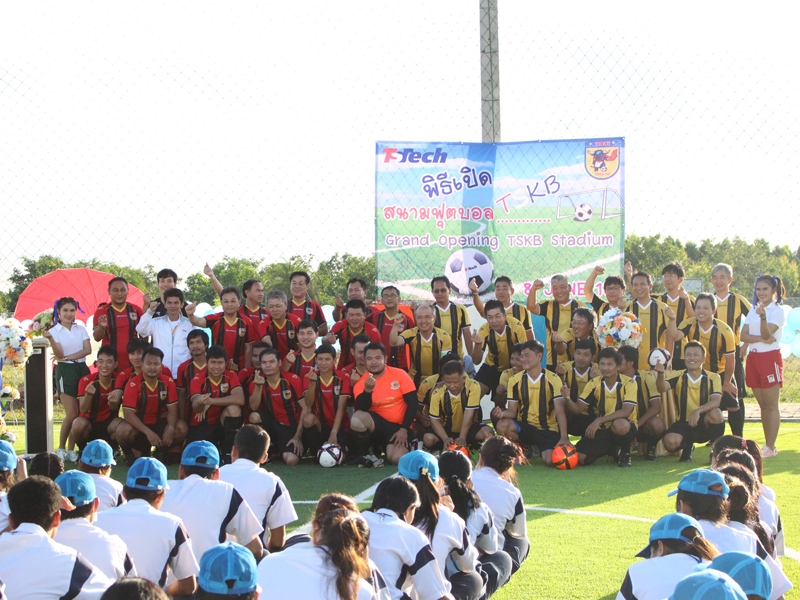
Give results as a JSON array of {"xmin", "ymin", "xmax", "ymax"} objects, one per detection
[
  {"xmin": 480, "ymin": 0, "xmax": 501, "ymax": 143},
  {"xmin": 25, "ymin": 337, "xmax": 53, "ymax": 454}
]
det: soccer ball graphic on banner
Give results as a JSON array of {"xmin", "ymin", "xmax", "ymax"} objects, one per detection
[
  {"xmin": 574, "ymin": 203, "xmax": 593, "ymax": 222},
  {"xmin": 317, "ymin": 443, "xmax": 345, "ymax": 468},
  {"xmin": 444, "ymin": 249, "xmax": 494, "ymax": 295}
]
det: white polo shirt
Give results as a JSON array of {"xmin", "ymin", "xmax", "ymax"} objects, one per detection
[
  {"xmin": 465, "ymin": 502, "xmax": 501, "ymax": 554},
  {"xmin": 0, "ymin": 522, "xmax": 112, "ymax": 599},
  {"xmin": 758, "ymin": 494, "xmax": 783, "ymax": 555},
  {"xmin": 49, "ymin": 322, "xmax": 90, "ymax": 362},
  {"xmin": 257, "ymin": 541, "xmax": 378, "ymax": 599},
  {"xmin": 616, "ymin": 553, "xmax": 703, "ymax": 600},
  {"xmin": 54, "ymin": 517, "xmax": 135, "ymax": 580},
  {"xmin": 422, "ymin": 505, "xmax": 479, "ymax": 578},
  {"xmin": 362, "ymin": 508, "xmax": 450, "ymax": 600},
  {"xmin": 218, "ymin": 458, "xmax": 298, "ymax": 546},
  {"xmin": 95, "ymin": 498, "xmax": 198, "ymax": 587},
  {"xmin": 88, "ymin": 474, "xmax": 125, "ymax": 512},
  {"xmin": 135, "ymin": 311, "xmax": 194, "ymax": 377},
  {"xmin": 0, "ymin": 494, "xmax": 9, "ymax": 534},
  {"xmin": 744, "ymin": 301, "xmax": 784, "ymax": 352},
  {"xmin": 161, "ymin": 474, "xmax": 263, "ymax": 559},
  {"xmin": 471, "ymin": 467, "xmax": 528, "ymax": 541}
]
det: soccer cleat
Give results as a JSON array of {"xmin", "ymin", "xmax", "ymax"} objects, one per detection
[
  {"xmin": 55, "ymin": 448, "xmax": 68, "ymax": 462},
  {"xmin": 679, "ymin": 445, "xmax": 694, "ymax": 462},
  {"xmin": 761, "ymin": 445, "xmax": 778, "ymax": 458},
  {"xmin": 123, "ymin": 450, "xmax": 135, "ymax": 467},
  {"xmin": 365, "ymin": 454, "xmax": 385, "ymax": 468},
  {"xmin": 617, "ymin": 452, "xmax": 632, "ymax": 468},
  {"xmin": 645, "ymin": 444, "xmax": 657, "ymax": 461},
  {"xmin": 65, "ymin": 450, "xmax": 78, "ymax": 463}
]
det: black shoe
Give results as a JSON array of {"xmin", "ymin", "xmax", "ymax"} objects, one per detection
[
  {"xmin": 679, "ymin": 445, "xmax": 694, "ymax": 462},
  {"xmin": 123, "ymin": 450, "xmax": 135, "ymax": 467},
  {"xmin": 617, "ymin": 452, "xmax": 632, "ymax": 468},
  {"xmin": 152, "ymin": 448, "xmax": 167, "ymax": 465},
  {"xmin": 645, "ymin": 444, "xmax": 657, "ymax": 461}
]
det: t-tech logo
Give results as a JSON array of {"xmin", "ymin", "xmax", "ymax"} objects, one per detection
[{"xmin": 382, "ymin": 147, "xmax": 448, "ymax": 164}]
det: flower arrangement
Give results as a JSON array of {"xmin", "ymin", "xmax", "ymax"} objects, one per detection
[
  {"xmin": 0, "ymin": 320, "xmax": 33, "ymax": 366},
  {"xmin": 596, "ymin": 308, "xmax": 643, "ymax": 349},
  {"xmin": 28, "ymin": 309, "xmax": 54, "ymax": 337}
]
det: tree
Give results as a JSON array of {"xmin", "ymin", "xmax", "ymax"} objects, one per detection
[
  {"xmin": 313, "ymin": 254, "xmax": 376, "ymax": 305},
  {"xmin": 184, "ymin": 257, "xmax": 264, "ymax": 305},
  {"xmin": 261, "ymin": 256, "xmax": 314, "ymax": 300}
]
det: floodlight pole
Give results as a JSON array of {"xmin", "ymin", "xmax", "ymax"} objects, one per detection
[
  {"xmin": 25, "ymin": 337, "xmax": 54, "ymax": 453},
  {"xmin": 480, "ymin": 0, "xmax": 501, "ymax": 143}
]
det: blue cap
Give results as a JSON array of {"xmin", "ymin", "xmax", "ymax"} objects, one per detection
[
  {"xmin": 669, "ymin": 569, "xmax": 746, "ymax": 600},
  {"xmin": 636, "ymin": 513, "xmax": 705, "ymax": 558},
  {"xmin": 398, "ymin": 450, "xmax": 439, "ymax": 482},
  {"xmin": 126, "ymin": 457, "xmax": 168, "ymax": 491},
  {"xmin": 181, "ymin": 441, "xmax": 220, "ymax": 468},
  {"xmin": 198, "ymin": 542, "xmax": 258, "ymax": 595},
  {"xmin": 668, "ymin": 469, "xmax": 730, "ymax": 499},
  {"xmin": 0, "ymin": 440, "xmax": 16, "ymax": 471},
  {"xmin": 697, "ymin": 552, "xmax": 772, "ymax": 600},
  {"xmin": 81, "ymin": 439, "xmax": 116, "ymax": 467},
  {"xmin": 55, "ymin": 471, "xmax": 97, "ymax": 507}
]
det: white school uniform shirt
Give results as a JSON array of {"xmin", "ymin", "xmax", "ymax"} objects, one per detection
[
  {"xmin": 136, "ymin": 311, "xmax": 193, "ymax": 377},
  {"xmin": 218, "ymin": 458, "xmax": 298, "ymax": 546},
  {"xmin": 49, "ymin": 322, "xmax": 90, "ymax": 362},
  {"xmin": 54, "ymin": 517, "xmax": 136, "ymax": 580},
  {"xmin": 257, "ymin": 541, "xmax": 379, "ymax": 600},
  {"xmin": 700, "ymin": 519, "xmax": 792, "ymax": 600},
  {"xmin": 0, "ymin": 494, "xmax": 9, "ymax": 533},
  {"xmin": 761, "ymin": 483, "xmax": 777, "ymax": 503},
  {"xmin": 421, "ymin": 505, "xmax": 479, "ymax": 578},
  {"xmin": 0, "ymin": 522, "xmax": 112, "ymax": 599},
  {"xmin": 465, "ymin": 502, "xmax": 501, "ymax": 554},
  {"xmin": 471, "ymin": 467, "xmax": 528, "ymax": 542},
  {"xmin": 95, "ymin": 498, "xmax": 199, "ymax": 588},
  {"xmin": 88, "ymin": 473, "xmax": 125, "ymax": 512},
  {"xmin": 616, "ymin": 553, "xmax": 703, "ymax": 600},
  {"xmin": 161, "ymin": 474, "xmax": 263, "ymax": 559},
  {"xmin": 362, "ymin": 508, "xmax": 451, "ymax": 600},
  {"xmin": 758, "ymin": 494, "xmax": 783, "ymax": 556},
  {"xmin": 743, "ymin": 301, "xmax": 784, "ymax": 352}
]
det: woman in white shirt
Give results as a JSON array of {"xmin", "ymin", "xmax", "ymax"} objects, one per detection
[
  {"xmin": 438, "ymin": 450, "xmax": 512, "ymax": 598},
  {"xmin": 740, "ymin": 275, "xmax": 786, "ymax": 457},
  {"xmin": 42, "ymin": 297, "xmax": 92, "ymax": 463}
]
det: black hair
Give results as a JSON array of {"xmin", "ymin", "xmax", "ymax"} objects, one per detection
[
  {"xmin": 297, "ymin": 319, "xmax": 319, "ymax": 332},
  {"xmin": 411, "ymin": 471, "xmax": 440, "ymax": 541},
  {"xmin": 55, "ymin": 296, "xmax": 79, "ymax": 313},
  {"xmin": 651, "ymin": 525, "xmax": 719, "ymax": 562},
  {"xmin": 122, "ymin": 486, "xmax": 164, "ymax": 504},
  {"xmin": 126, "ymin": 338, "xmax": 151, "ymax": 355},
  {"xmin": 242, "ymin": 279, "xmax": 261, "ymax": 295},
  {"xmin": 438, "ymin": 451, "xmax": 482, "ymax": 523},
  {"xmin": 181, "ymin": 465, "xmax": 217, "ymax": 479},
  {"xmin": 430, "ymin": 276, "xmax": 451, "ymax": 290},
  {"xmin": 108, "ymin": 276, "xmax": 129, "ymax": 289},
  {"xmin": 347, "ymin": 278, "xmax": 368, "ymax": 291},
  {"xmin": 440, "ymin": 360, "xmax": 465, "ymax": 377},
  {"xmin": 381, "ymin": 285, "xmax": 400, "ymax": 296},
  {"xmin": 234, "ymin": 425, "xmax": 270, "ymax": 462},
  {"xmin": 163, "ymin": 287, "xmax": 185, "ymax": 303},
  {"xmin": 364, "ymin": 342, "xmax": 387, "ymax": 357},
  {"xmin": 631, "ymin": 271, "xmax": 652, "ymax": 285},
  {"xmin": 315, "ymin": 343, "xmax": 337, "ymax": 359},
  {"xmin": 510, "ymin": 343, "xmax": 525, "ymax": 356},
  {"xmin": 142, "ymin": 346, "xmax": 165, "ymax": 363},
  {"xmin": 713, "ymin": 448, "xmax": 758, "ymax": 478},
  {"xmin": 695, "ymin": 293, "xmax": 717, "ymax": 311},
  {"xmin": 187, "ymin": 329, "xmax": 210, "ymax": 348},
  {"xmin": 483, "ymin": 299, "xmax": 505, "ymax": 316},
  {"xmin": 206, "ymin": 345, "xmax": 228, "ymax": 362},
  {"xmin": 755, "ymin": 274, "xmax": 786, "ymax": 305},
  {"xmin": 494, "ymin": 276, "xmax": 513, "ymax": 287},
  {"xmin": 684, "ymin": 340, "xmax": 707, "ymax": 356},
  {"xmin": 479, "ymin": 436, "xmax": 524, "ymax": 485},
  {"xmin": 572, "ymin": 307, "xmax": 595, "ymax": 329},
  {"xmin": 101, "ymin": 578, "xmax": 171, "ymax": 600},
  {"xmin": 8, "ymin": 476, "xmax": 62, "ymax": 530},
  {"xmin": 289, "ymin": 271, "xmax": 311, "ymax": 285},
  {"xmin": 344, "ymin": 299, "xmax": 367, "ymax": 314},
  {"xmin": 618, "ymin": 345, "xmax": 639, "ymax": 364},
  {"xmin": 219, "ymin": 286, "xmax": 240, "ymax": 301},
  {"xmin": 575, "ymin": 337, "xmax": 598, "ymax": 355},
  {"xmin": 28, "ymin": 452, "xmax": 64, "ymax": 480},
  {"xmin": 519, "ymin": 339, "xmax": 545, "ymax": 355},
  {"xmin": 711, "ymin": 436, "xmax": 764, "ymax": 482},
  {"xmin": 597, "ymin": 347, "xmax": 621, "ymax": 365},
  {"xmin": 156, "ymin": 269, "xmax": 178, "ymax": 282},
  {"xmin": 603, "ymin": 275, "xmax": 626, "ymax": 290},
  {"xmin": 77, "ymin": 462, "xmax": 111, "ymax": 476},
  {"xmin": 258, "ymin": 347, "xmax": 281, "ymax": 362},
  {"xmin": 97, "ymin": 344, "xmax": 119, "ymax": 361},
  {"xmin": 676, "ymin": 489, "xmax": 728, "ymax": 524},
  {"xmin": 252, "ymin": 341, "xmax": 270, "ymax": 352},
  {"xmin": 368, "ymin": 476, "xmax": 420, "ymax": 517},
  {"xmin": 60, "ymin": 502, "xmax": 94, "ymax": 521},
  {"xmin": 350, "ymin": 333, "xmax": 371, "ymax": 349},
  {"xmin": 662, "ymin": 262, "xmax": 686, "ymax": 278},
  {"xmin": 315, "ymin": 509, "xmax": 371, "ymax": 600}
]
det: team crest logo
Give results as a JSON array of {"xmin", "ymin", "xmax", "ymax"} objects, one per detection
[
  {"xmin": 585, "ymin": 141, "xmax": 620, "ymax": 180},
  {"xmin": 288, "ymin": 331, "xmax": 295, "ymax": 339},
  {"xmin": 398, "ymin": 323, "xmax": 405, "ymax": 332},
  {"xmin": 129, "ymin": 311, "xmax": 137, "ymax": 320},
  {"xmin": 306, "ymin": 307, "xmax": 313, "ymax": 315},
  {"xmin": 390, "ymin": 381, "xmax": 400, "ymax": 390},
  {"xmin": 282, "ymin": 389, "xmax": 292, "ymax": 400},
  {"xmin": 159, "ymin": 390, "xmax": 167, "ymax": 400},
  {"xmin": 221, "ymin": 383, "xmax": 229, "ymax": 393},
  {"xmin": 238, "ymin": 327, "xmax": 246, "ymax": 337},
  {"xmin": 333, "ymin": 384, "xmax": 341, "ymax": 395}
]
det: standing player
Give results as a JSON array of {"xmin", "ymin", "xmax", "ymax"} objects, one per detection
[
  {"xmin": 573, "ymin": 347, "xmax": 638, "ymax": 468},
  {"xmin": 553, "ymin": 308, "xmax": 597, "ymax": 362},
  {"xmin": 188, "ymin": 287, "xmax": 255, "ymax": 371},
  {"xmin": 281, "ymin": 320, "xmax": 318, "ymax": 378},
  {"xmin": 618, "ymin": 345, "xmax": 664, "ymax": 461},
  {"xmin": 143, "ymin": 268, "xmax": 185, "ymax": 318},
  {"xmin": 93, "ymin": 276, "xmax": 142, "ymax": 371},
  {"xmin": 470, "ymin": 300, "xmax": 528, "ymax": 406},
  {"xmin": 584, "ymin": 266, "xmax": 629, "ymax": 316},
  {"xmin": 324, "ymin": 299, "xmax": 382, "ymax": 369},
  {"xmin": 368, "ymin": 285, "xmax": 415, "ymax": 371},
  {"xmin": 301, "ymin": 344, "xmax": 351, "ymax": 456},
  {"xmin": 526, "ymin": 274, "xmax": 580, "ymax": 371},
  {"xmin": 72, "ymin": 345, "xmax": 123, "ymax": 451},
  {"xmin": 116, "ymin": 348, "xmax": 187, "ymax": 464},
  {"xmin": 203, "ymin": 264, "xmax": 269, "ymax": 332},
  {"xmin": 557, "ymin": 338, "xmax": 599, "ymax": 437},
  {"xmin": 136, "ymin": 288, "xmax": 194, "ymax": 377},
  {"xmin": 711, "ymin": 263, "xmax": 752, "ymax": 437},
  {"xmin": 657, "ymin": 262, "xmax": 696, "ymax": 370},
  {"xmin": 471, "ymin": 276, "xmax": 534, "ymax": 340},
  {"xmin": 332, "ymin": 278, "xmax": 376, "ymax": 322},
  {"xmin": 655, "ymin": 341, "xmax": 725, "ymax": 461},
  {"xmin": 351, "ymin": 343, "xmax": 417, "ymax": 465},
  {"xmin": 288, "ymin": 271, "xmax": 328, "ymax": 337},
  {"xmin": 494, "ymin": 340, "xmax": 568, "ymax": 468},
  {"xmin": 248, "ymin": 348, "xmax": 306, "ymax": 466},
  {"xmin": 257, "ymin": 291, "xmax": 303, "ymax": 361},
  {"xmin": 431, "ymin": 276, "xmax": 474, "ymax": 363},
  {"xmin": 629, "ymin": 271, "xmax": 673, "ymax": 371},
  {"xmin": 176, "ymin": 329, "xmax": 210, "ymax": 423},
  {"xmin": 390, "ymin": 304, "xmax": 452, "ymax": 386},
  {"xmin": 187, "ymin": 345, "xmax": 244, "ymax": 461}
]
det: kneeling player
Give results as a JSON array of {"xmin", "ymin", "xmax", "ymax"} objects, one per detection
[
  {"xmin": 187, "ymin": 345, "xmax": 245, "ymax": 462},
  {"xmin": 618, "ymin": 345, "xmax": 664, "ymax": 460},
  {"xmin": 557, "ymin": 338, "xmax": 598, "ymax": 437},
  {"xmin": 351, "ymin": 342, "xmax": 416, "ymax": 465},
  {"xmin": 72, "ymin": 345, "xmax": 124, "ymax": 451},
  {"xmin": 493, "ymin": 340, "xmax": 569, "ymax": 468},
  {"xmin": 423, "ymin": 360, "xmax": 493, "ymax": 451},
  {"xmin": 573, "ymin": 348, "xmax": 638, "ymax": 467},
  {"xmin": 655, "ymin": 340, "xmax": 724, "ymax": 462},
  {"xmin": 301, "ymin": 344, "xmax": 351, "ymax": 458}
]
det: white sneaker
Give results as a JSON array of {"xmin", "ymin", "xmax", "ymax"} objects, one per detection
[
  {"xmin": 761, "ymin": 445, "xmax": 778, "ymax": 458},
  {"xmin": 55, "ymin": 448, "xmax": 67, "ymax": 462},
  {"xmin": 65, "ymin": 450, "xmax": 79, "ymax": 463}
]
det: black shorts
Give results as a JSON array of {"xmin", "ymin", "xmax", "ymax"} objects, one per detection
[
  {"xmin": 186, "ymin": 421, "xmax": 223, "ymax": 445},
  {"xmin": 567, "ymin": 413, "xmax": 595, "ymax": 438},
  {"xmin": 423, "ymin": 421, "xmax": 488, "ymax": 447},
  {"xmin": 719, "ymin": 391, "xmax": 739, "ymax": 411},
  {"xmin": 475, "ymin": 364, "xmax": 502, "ymax": 392},
  {"xmin": 302, "ymin": 424, "xmax": 350, "ymax": 453},
  {"xmin": 514, "ymin": 422, "xmax": 560, "ymax": 452},
  {"xmin": 665, "ymin": 419, "xmax": 715, "ymax": 446},
  {"xmin": 259, "ymin": 417, "xmax": 300, "ymax": 455},
  {"xmin": 132, "ymin": 419, "xmax": 170, "ymax": 453},
  {"xmin": 89, "ymin": 417, "xmax": 116, "ymax": 444},
  {"xmin": 575, "ymin": 422, "xmax": 637, "ymax": 459},
  {"xmin": 368, "ymin": 411, "xmax": 411, "ymax": 451}
]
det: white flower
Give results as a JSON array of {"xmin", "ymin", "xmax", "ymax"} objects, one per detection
[
  {"xmin": 0, "ymin": 387, "xmax": 10, "ymax": 396},
  {"xmin": 618, "ymin": 328, "xmax": 631, "ymax": 341}
]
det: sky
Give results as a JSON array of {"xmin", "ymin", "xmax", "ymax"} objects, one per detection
[{"xmin": 1, "ymin": 1, "xmax": 798, "ymax": 290}]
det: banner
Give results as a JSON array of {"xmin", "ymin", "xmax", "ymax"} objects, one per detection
[{"xmin": 375, "ymin": 138, "xmax": 625, "ymax": 303}]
